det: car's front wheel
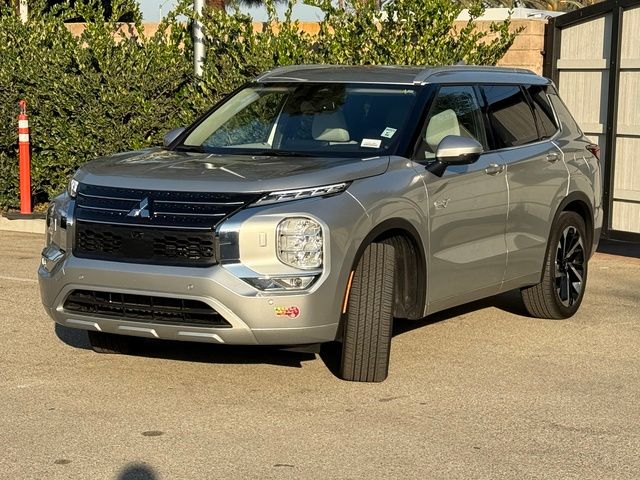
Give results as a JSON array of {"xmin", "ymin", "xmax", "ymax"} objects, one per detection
[
  {"xmin": 339, "ymin": 243, "xmax": 395, "ymax": 382},
  {"xmin": 521, "ymin": 211, "xmax": 588, "ymax": 319}
]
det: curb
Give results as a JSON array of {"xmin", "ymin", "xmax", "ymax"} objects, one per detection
[{"xmin": 0, "ymin": 216, "xmax": 45, "ymax": 234}]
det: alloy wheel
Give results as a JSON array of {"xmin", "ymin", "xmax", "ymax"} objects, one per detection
[{"xmin": 554, "ymin": 226, "xmax": 585, "ymax": 307}]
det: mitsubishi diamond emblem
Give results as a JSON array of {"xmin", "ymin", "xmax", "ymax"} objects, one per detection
[{"xmin": 127, "ymin": 197, "xmax": 151, "ymax": 218}]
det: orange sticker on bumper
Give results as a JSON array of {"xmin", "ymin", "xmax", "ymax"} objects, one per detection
[{"xmin": 274, "ymin": 306, "xmax": 300, "ymax": 318}]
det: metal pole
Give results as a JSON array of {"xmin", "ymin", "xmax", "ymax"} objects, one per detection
[
  {"xmin": 19, "ymin": 0, "xmax": 28, "ymax": 22},
  {"xmin": 193, "ymin": 0, "xmax": 205, "ymax": 78}
]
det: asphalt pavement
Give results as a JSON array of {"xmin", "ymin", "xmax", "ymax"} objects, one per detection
[{"xmin": 1, "ymin": 231, "xmax": 639, "ymax": 479}]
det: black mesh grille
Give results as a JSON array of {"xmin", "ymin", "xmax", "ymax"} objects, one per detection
[
  {"xmin": 73, "ymin": 183, "xmax": 261, "ymax": 266},
  {"xmin": 75, "ymin": 222, "xmax": 216, "ymax": 266},
  {"xmin": 63, "ymin": 289, "xmax": 231, "ymax": 328}
]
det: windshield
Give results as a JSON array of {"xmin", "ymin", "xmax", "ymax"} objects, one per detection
[{"xmin": 180, "ymin": 83, "xmax": 418, "ymax": 157}]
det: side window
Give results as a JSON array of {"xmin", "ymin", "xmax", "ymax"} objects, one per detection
[
  {"xmin": 420, "ymin": 85, "xmax": 487, "ymax": 159},
  {"xmin": 483, "ymin": 85, "xmax": 539, "ymax": 148},
  {"xmin": 547, "ymin": 89, "xmax": 583, "ymax": 137},
  {"xmin": 526, "ymin": 84, "xmax": 559, "ymax": 139}
]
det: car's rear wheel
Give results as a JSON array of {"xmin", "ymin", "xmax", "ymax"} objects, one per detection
[
  {"xmin": 87, "ymin": 330, "xmax": 139, "ymax": 354},
  {"xmin": 521, "ymin": 211, "xmax": 588, "ymax": 319},
  {"xmin": 339, "ymin": 243, "xmax": 395, "ymax": 382}
]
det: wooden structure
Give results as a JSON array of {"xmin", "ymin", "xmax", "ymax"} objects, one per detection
[{"xmin": 544, "ymin": 0, "xmax": 640, "ymax": 241}]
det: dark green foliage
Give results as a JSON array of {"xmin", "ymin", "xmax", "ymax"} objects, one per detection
[
  {"xmin": 0, "ymin": 0, "xmax": 518, "ymax": 208},
  {"xmin": 44, "ymin": 0, "xmax": 136, "ymax": 22},
  {"xmin": 0, "ymin": 0, "xmax": 194, "ymax": 206}
]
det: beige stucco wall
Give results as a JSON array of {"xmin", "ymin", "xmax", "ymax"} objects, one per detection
[
  {"xmin": 65, "ymin": 18, "xmax": 546, "ymax": 75},
  {"xmin": 475, "ymin": 19, "xmax": 547, "ymax": 75},
  {"xmin": 253, "ymin": 19, "xmax": 547, "ymax": 74}
]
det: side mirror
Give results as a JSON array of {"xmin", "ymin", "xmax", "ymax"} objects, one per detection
[
  {"xmin": 427, "ymin": 135, "xmax": 483, "ymax": 176},
  {"xmin": 163, "ymin": 127, "xmax": 186, "ymax": 148}
]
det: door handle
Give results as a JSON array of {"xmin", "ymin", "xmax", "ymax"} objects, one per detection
[
  {"xmin": 546, "ymin": 152, "xmax": 559, "ymax": 163},
  {"xmin": 485, "ymin": 163, "xmax": 504, "ymax": 175}
]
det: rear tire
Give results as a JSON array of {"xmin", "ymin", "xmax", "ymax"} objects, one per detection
[
  {"xmin": 87, "ymin": 330, "xmax": 139, "ymax": 355},
  {"xmin": 339, "ymin": 243, "xmax": 395, "ymax": 382},
  {"xmin": 521, "ymin": 211, "xmax": 588, "ymax": 319}
]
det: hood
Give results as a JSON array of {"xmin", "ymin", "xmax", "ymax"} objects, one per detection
[{"xmin": 75, "ymin": 148, "xmax": 390, "ymax": 193}]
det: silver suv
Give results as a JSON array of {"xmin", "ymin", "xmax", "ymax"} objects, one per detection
[{"xmin": 39, "ymin": 65, "xmax": 602, "ymax": 382}]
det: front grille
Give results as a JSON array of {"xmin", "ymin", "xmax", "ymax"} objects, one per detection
[
  {"xmin": 63, "ymin": 289, "xmax": 232, "ymax": 328},
  {"xmin": 73, "ymin": 183, "xmax": 261, "ymax": 266},
  {"xmin": 75, "ymin": 222, "xmax": 216, "ymax": 266}
]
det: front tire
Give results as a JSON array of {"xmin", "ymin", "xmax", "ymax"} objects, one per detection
[
  {"xmin": 339, "ymin": 243, "xmax": 395, "ymax": 382},
  {"xmin": 521, "ymin": 211, "xmax": 588, "ymax": 319}
]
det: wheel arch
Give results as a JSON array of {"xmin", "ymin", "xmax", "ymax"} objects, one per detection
[
  {"xmin": 347, "ymin": 218, "xmax": 427, "ymax": 321},
  {"xmin": 553, "ymin": 191, "xmax": 595, "ymax": 256},
  {"xmin": 537, "ymin": 191, "xmax": 595, "ymax": 285}
]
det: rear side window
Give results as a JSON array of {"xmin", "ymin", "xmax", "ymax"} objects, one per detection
[
  {"xmin": 547, "ymin": 88, "xmax": 583, "ymax": 137},
  {"xmin": 526, "ymin": 85, "xmax": 558, "ymax": 139},
  {"xmin": 483, "ymin": 85, "xmax": 539, "ymax": 148}
]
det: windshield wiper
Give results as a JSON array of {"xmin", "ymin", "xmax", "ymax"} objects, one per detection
[
  {"xmin": 174, "ymin": 146, "xmax": 317, "ymax": 157},
  {"xmin": 245, "ymin": 149, "xmax": 318, "ymax": 158},
  {"xmin": 174, "ymin": 145, "xmax": 204, "ymax": 153}
]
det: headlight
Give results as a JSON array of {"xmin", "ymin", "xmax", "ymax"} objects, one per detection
[
  {"xmin": 255, "ymin": 182, "xmax": 349, "ymax": 206},
  {"xmin": 42, "ymin": 201, "xmax": 66, "ymax": 273},
  {"xmin": 67, "ymin": 178, "xmax": 79, "ymax": 198},
  {"xmin": 44, "ymin": 195, "xmax": 69, "ymax": 250},
  {"xmin": 45, "ymin": 203, "xmax": 56, "ymax": 247},
  {"xmin": 277, "ymin": 217, "xmax": 323, "ymax": 269}
]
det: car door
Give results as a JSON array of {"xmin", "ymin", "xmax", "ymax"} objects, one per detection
[
  {"xmin": 481, "ymin": 84, "xmax": 569, "ymax": 285},
  {"xmin": 416, "ymin": 85, "xmax": 509, "ymax": 309}
]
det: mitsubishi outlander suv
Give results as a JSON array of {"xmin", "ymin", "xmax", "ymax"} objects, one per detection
[{"xmin": 39, "ymin": 65, "xmax": 602, "ymax": 382}]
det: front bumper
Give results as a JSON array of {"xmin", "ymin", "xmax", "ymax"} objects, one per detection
[
  {"xmin": 38, "ymin": 183, "xmax": 376, "ymax": 346},
  {"xmin": 38, "ymin": 253, "xmax": 340, "ymax": 345}
]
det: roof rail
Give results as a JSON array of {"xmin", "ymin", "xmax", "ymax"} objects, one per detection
[
  {"xmin": 412, "ymin": 65, "xmax": 537, "ymax": 85},
  {"xmin": 256, "ymin": 64, "xmax": 329, "ymax": 82}
]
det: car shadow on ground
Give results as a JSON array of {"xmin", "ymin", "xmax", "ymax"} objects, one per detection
[
  {"xmin": 55, "ymin": 288, "xmax": 529, "ymax": 376},
  {"xmin": 393, "ymin": 287, "xmax": 529, "ymax": 336},
  {"xmin": 597, "ymin": 239, "xmax": 640, "ymax": 259},
  {"xmin": 54, "ymin": 323, "xmax": 316, "ymax": 368},
  {"xmin": 319, "ymin": 287, "xmax": 530, "ymax": 377}
]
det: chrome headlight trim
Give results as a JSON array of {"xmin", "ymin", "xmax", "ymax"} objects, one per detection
[
  {"xmin": 67, "ymin": 178, "xmax": 79, "ymax": 199},
  {"xmin": 40, "ymin": 245, "xmax": 65, "ymax": 274},
  {"xmin": 242, "ymin": 274, "xmax": 319, "ymax": 291}
]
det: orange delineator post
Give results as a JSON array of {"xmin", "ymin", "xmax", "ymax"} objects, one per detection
[{"xmin": 18, "ymin": 100, "xmax": 31, "ymax": 214}]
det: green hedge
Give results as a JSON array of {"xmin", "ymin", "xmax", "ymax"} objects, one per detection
[{"xmin": 0, "ymin": 0, "xmax": 518, "ymax": 209}]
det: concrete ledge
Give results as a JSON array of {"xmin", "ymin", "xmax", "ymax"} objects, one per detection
[{"xmin": 0, "ymin": 216, "xmax": 45, "ymax": 235}]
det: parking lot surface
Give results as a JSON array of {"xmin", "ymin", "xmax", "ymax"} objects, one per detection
[{"xmin": 1, "ymin": 231, "xmax": 639, "ymax": 479}]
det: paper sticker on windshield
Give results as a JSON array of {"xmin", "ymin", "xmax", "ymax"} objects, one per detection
[
  {"xmin": 361, "ymin": 138, "xmax": 382, "ymax": 149},
  {"xmin": 381, "ymin": 127, "xmax": 397, "ymax": 138}
]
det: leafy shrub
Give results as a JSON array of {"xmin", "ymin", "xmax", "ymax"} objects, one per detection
[
  {"xmin": 0, "ymin": 0, "xmax": 194, "ymax": 207},
  {"xmin": 0, "ymin": 0, "xmax": 518, "ymax": 208},
  {"xmin": 310, "ymin": 0, "xmax": 517, "ymax": 66}
]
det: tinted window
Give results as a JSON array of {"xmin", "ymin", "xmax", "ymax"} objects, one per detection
[
  {"xmin": 547, "ymin": 90, "xmax": 583, "ymax": 137},
  {"xmin": 483, "ymin": 85, "xmax": 538, "ymax": 148},
  {"xmin": 420, "ymin": 85, "xmax": 487, "ymax": 159},
  {"xmin": 526, "ymin": 85, "xmax": 558, "ymax": 139}
]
